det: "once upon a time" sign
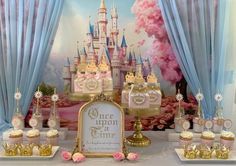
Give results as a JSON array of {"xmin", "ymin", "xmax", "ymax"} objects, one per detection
[{"xmin": 78, "ymin": 95, "xmax": 124, "ymax": 157}]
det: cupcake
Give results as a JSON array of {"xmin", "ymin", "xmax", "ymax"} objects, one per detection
[
  {"xmin": 46, "ymin": 129, "xmax": 59, "ymax": 146},
  {"xmin": 220, "ymin": 131, "xmax": 235, "ymax": 149},
  {"xmin": 8, "ymin": 130, "xmax": 23, "ymax": 145},
  {"xmin": 201, "ymin": 131, "xmax": 215, "ymax": 147},
  {"xmin": 26, "ymin": 129, "xmax": 40, "ymax": 145},
  {"xmin": 179, "ymin": 131, "xmax": 193, "ymax": 148}
]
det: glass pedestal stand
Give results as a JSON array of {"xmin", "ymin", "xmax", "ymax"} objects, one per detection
[{"xmin": 124, "ymin": 107, "xmax": 160, "ymax": 147}]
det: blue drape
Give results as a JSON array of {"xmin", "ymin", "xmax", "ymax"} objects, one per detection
[
  {"xmin": 159, "ymin": 0, "xmax": 230, "ymax": 119},
  {"xmin": 0, "ymin": 0, "xmax": 64, "ymax": 131}
]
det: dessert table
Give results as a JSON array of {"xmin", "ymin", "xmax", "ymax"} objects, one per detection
[{"xmin": 0, "ymin": 131, "xmax": 235, "ymax": 166}]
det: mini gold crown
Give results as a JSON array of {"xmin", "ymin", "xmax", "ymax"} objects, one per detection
[
  {"xmin": 99, "ymin": 55, "xmax": 109, "ymax": 72},
  {"xmin": 198, "ymin": 144, "xmax": 214, "ymax": 159},
  {"xmin": 78, "ymin": 63, "xmax": 86, "ymax": 72},
  {"xmin": 184, "ymin": 144, "xmax": 198, "ymax": 159},
  {"xmin": 125, "ymin": 72, "xmax": 135, "ymax": 83},
  {"xmin": 38, "ymin": 144, "xmax": 52, "ymax": 156},
  {"xmin": 18, "ymin": 144, "xmax": 34, "ymax": 156},
  {"xmin": 2, "ymin": 143, "xmax": 18, "ymax": 156},
  {"xmin": 214, "ymin": 144, "xmax": 230, "ymax": 159},
  {"xmin": 135, "ymin": 72, "xmax": 145, "ymax": 84},
  {"xmin": 147, "ymin": 72, "xmax": 158, "ymax": 83},
  {"xmin": 86, "ymin": 60, "xmax": 98, "ymax": 73}
]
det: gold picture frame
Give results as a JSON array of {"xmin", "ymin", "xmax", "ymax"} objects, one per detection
[{"xmin": 78, "ymin": 93, "xmax": 124, "ymax": 157}]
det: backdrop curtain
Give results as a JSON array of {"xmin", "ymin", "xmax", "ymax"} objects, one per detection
[
  {"xmin": 0, "ymin": 0, "xmax": 64, "ymax": 131},
  {"xmin": 159, "ymin": 0, "xmax": 231, "ymax": 119}
]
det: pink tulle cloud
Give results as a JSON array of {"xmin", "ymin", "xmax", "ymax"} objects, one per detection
[{"xmin": 132, "ymin": 0, "xmax": 182, "ymax": 84}]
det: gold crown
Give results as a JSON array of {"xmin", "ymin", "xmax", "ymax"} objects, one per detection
[
  {"xmin": 215, "ymin": 144, "xmax": 230, "ymax": 159},
  {"xmin": 135, "ymin": 72, "xmax": 145, "ymax": 84},
  {"xmin": 198, "ymin": 144, "xmax": 214, "ymax": 159},
  {"xmin": 38, "ymin": 144, "xmax": 52, "ymax": 156},
  {"xmin": 18, "ymin": 144, "xmax": 34, "ymax": 156},
  {"xmin": 125, "ymin": 72, "xmax": 135, "ymax": 83},
  {"xmin": 184, "ymin": 144, "xmax": 198, "ymax": 159},
  {"xmin": 99, "ymin": 55, "xmax": 109, "ymax": 72},
  {"xmin": 86, "ymin": 60, "xmax": 98, "ymax": 73},
  {"xmin": 2, "ymin": 143, "xmax": 18, "ymax": 156},
  {"xmin": 147, "ymin": 72, "xmax": 158, "ymax": 83},
  {"xmin": 78, "ymin": 63, "xmax": 86, "ymax": 72}
]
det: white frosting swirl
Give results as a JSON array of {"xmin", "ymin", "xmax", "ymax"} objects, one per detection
[
  {"xmin": 26, "ymin": 129, "xmax": 40, "ymax": 137},
  {"xmin": 180, "ymin": 131, "xmax": 193, "ymax": 139},
  {"xmin": 10, "ymin": 130, "xmax": 23, "ymax": 137},
  {"xmin": 47, "ymin": 129, "xmax": 59, "ymax": 137},
  {"xmin": 221, "ymin": 130, "xmax": 235, "ymax": 138},
  {"xmin": 202, "ymin": 131, "xmax": 215, "ymax": 138}
]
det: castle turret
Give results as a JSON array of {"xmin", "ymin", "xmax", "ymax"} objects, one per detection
[
  {"xmin": 111, "ymin": 4, "xmax": 119, "ymax": 45},
  {"xmin": 136, "ymin": 54, "xmax": 142, "ymax": 73},
  {"xmin": 111, "ymin": 45, "xmax": 121, "ymax": 89},
  {"xmin": 120, "ymin": 30, "xmax": 127, "ymax": 58},
  {"xmin": 128, "ymin": 51, "xmax": 132, "ymax": 65},
  {"xmin": 132, "ymin": 51, "xmax": 136, "ymax": 66},
  {"xmin": 63, "ymin": 58, "xmax": 71, "ymax": 94},
  {"xmin": 74, "ymin": 41, "xmax": 80, "ymax": 66},
  {"xmin": 86, "ymin": 16, "xmax": 93, "ymax": 46},
  {"xmin": 87, "ymin": 42, "xmax": 96, "ymax": 63},
  {"xmin": 98, "ymin": 0, "xmax": 108, "ymax": 46},
  {"xmin": 70, "ymin": 57, "xmax": 76, "ymax": 93},
  {"xmin": 99, "ymin": 46, "xmax": 111, "ymax": 64}
]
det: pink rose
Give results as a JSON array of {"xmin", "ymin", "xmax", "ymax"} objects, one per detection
[
  {"xmin": 113, "ymin": 152, "xmax": 125, "ymax": 161},
  {"xmin": 127, "ymin": 153, "xmax": 139, "ymax": 161},
  {"xmin": 72, "ymin": 153, "xmax": 85, "ymax": 163},
  {"xmin": 61, "ymin": 151, "xmax": 72, "ymax": 161}
]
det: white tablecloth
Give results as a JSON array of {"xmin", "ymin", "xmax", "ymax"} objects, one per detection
[{"xmin": 0, "ymin": 131, "xmax": 235, "ymax": 166}]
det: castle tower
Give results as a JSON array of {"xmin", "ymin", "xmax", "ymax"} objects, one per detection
[
  {"xmin": 99, "ymin": 46, "xmax": 110, "ymax": 64},
  {"xmin": 70, "ymin": 57, "xmax": 76, "ymax": 93},
  {"xmin": 87, "ymin": 42, "xmax": 96, "ymax": 63},
  {"xmin": 132, "ymin": 51, "xmax": 136, "ymax": 66},
  {"xmin": 74, "ymin": 41, "xmax": 80, "ymax": 66},
  {"xmin": 98, "ymin": 0, "xmax": 108, "ymax": 46},
  {"xmin": 111, "ymin": 45, "xmax": 121, "ymax": 89},
  {"xmin": 94, "ymin": 20, "xmax": 99, "ymax": 38},
  {"xmin": 136, "ymin": 54, "xmax": 142, "ymax": 74},
  {"xmin": 86, "ymin": 16, "xmax": 93, "ymax": 46},
  {"xmin": 63, "ymin": 58, "xmax": 71, "ymax": 94},
  {"xmin": 120, "ymin": 29, "xmax": 127, "ymax": 57},
  {"xmin": 110, "ymin": 4, "xmax": 119, "ymax": 45}
]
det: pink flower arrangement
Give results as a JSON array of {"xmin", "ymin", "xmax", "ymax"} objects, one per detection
[
  {"xmin": 113, "ymin": 152, "xmax": 139, "ymax": 162},
  {"xmin": 60, "ymin": 150, "xmax": 85, "ymax": 163},
  {"xmin": 113, "ymin": 152, "xmax": 125, "ymax": 161}
]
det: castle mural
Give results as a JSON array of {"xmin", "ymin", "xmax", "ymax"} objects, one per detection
[{"xmin": 62, "ymin": 0, "xmax": 152, "ymax": 94}]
